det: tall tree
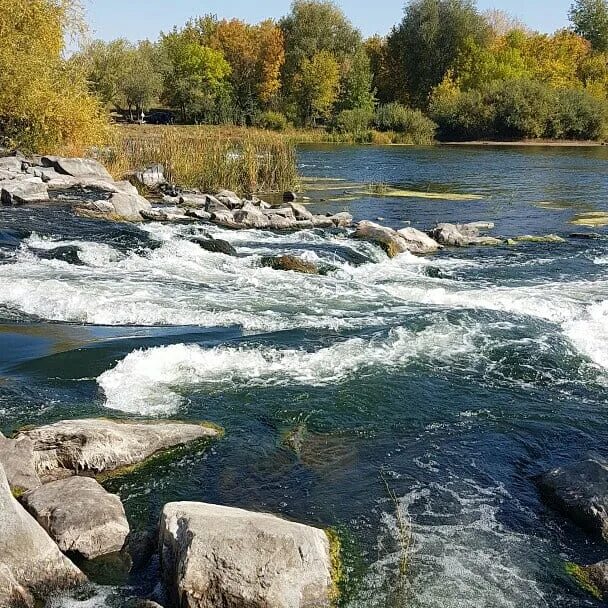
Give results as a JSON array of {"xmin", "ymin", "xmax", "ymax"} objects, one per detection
[
  {"xmin": 293, "ymin": 50, "xmax": 340, "ymax": 125},
  {"xmin": 337, "ymin": 46, "xmax": 375, "ymax": 111},
  {"xmin": 570, "ymin": 0, "xmax": 608, "ymax": 51},
  {"xmin": 121, "ymin": 41, "xmax": 164, "ymax": 119},
  {"xmin": 387, "ymin": 0, "xmax": 491, "ymax": 107},
  {"xmin": 280, "ymin": 1, "xmax": 361, "ymax": 89}
]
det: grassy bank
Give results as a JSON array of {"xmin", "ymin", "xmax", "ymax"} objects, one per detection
[{"xmin": 105, "ymin": 125, "xmax": 298, "ymax": 194}]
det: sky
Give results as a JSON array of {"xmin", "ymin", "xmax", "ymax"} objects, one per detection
[{"xmin": 83, "ymin": 0, "xmax": 573, "ymax": 42}]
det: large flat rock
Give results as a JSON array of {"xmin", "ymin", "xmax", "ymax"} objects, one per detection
[
  {"xmin": 0, "ymin": 464, "xmax": 85, "ymax": 607},
  {"xmin": 160, "ymin": 502, "xmax": 335, "ymax": 608},
  {"xmin": 1, "ymin": 178, "xmax": 49, "ymax": 205},
  {"xmin": 539, "ymin": 458, "xmax": 608, "ymax": 540},
  {"xmin": 41, "ymin": 156, "xmax": 113, "ymax": 181},
  {"xmin": 17, "ymin": 419, "xmax": 220, "ymax": 479},
  {"xmin": 23, "ymin": 476, "xmax": 129, "ymax": 560}
]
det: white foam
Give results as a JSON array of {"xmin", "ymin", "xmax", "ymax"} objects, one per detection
[{"xmin": 97, "ymin": 323, "xmax": 478, "ymax": 415}]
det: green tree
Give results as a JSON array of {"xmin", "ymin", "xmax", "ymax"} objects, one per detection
[
  {"xmin": 338, "ymin": 46, "xmax": 375, "ymax": 111},
  {"xmin": 160, "ymin": 31, "xmax": 231, "ymax": 122},
  {"xmin": 280, "ymin": 1, "xmax": 361, "ymax": 90},
  {"xmin": 570, "ymin": 0, "xmax": 608, "ymax": 51},
  {"xmin": 294, "ymin": 50, "xmax": 340, "ymax": 125},
  {"xmin": 387, "ymin": 0, "xmax": 491, "ymax": 107},
  {"xmin": 121, "ymin": 41, "xmax": 164, "ymax": 119}
]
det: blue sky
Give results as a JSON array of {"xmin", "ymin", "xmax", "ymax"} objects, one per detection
[{"xmin": 83, "ymin": 0, "xmax": 573, "ymax": 42}]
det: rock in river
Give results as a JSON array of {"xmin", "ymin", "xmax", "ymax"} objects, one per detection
[
  {"xmin": 429, "ymin": 222, "xmax": 502, "ymax": 247},
  {"xmin": 17, "ymin": 419, "xmax": 221, "ymax": 480},
  {"xmin": 190, "ymin": 236, "xmax": 237, "ymax": 256},
  {"xmin": 0, "ymin": 464, "xmax": 85, "ymax": 608},
  {"xmin": 41, "ymin": 156, "xmax": 113, "ymax": 182},
  {"xmin": 22, "ymin": 476, "xmax": 129, "ymax": 560},
  {"xmin": 1, "ymin": 177, "xmax": 49, "ymax": 205},
  {"xmin": 261, "ymin": 255, "xmax": 319, "ymax": 274},
  {"xmin": 355, "ymin": 221, "xmax": 439, "ymax": 257},
  {"xmin": 0, "ymin": 432, "xmax": 41, "ymax": 493},
  {"xmin": 160, "ymin": 502, "xmax": 335, "ymax": 608},
  {"xmin": 538, "ymin": 457, "xmax": 608, "ymax": 541}
]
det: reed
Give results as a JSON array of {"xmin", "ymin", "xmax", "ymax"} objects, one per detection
[{"xmin": 104, "ymin": 125, "xmax": 299, "ymax": 194}]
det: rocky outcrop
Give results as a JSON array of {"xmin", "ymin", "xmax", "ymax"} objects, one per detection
[
  {"xmin": 75, "ymin": 192, "xmax": 152, "ymax": 222},
  {"xmin": 285, "ymin": 202, "xmax": 313, "ymax": 221},
  {"xmin": 539, "ymin": 457, "xmax": 608, "ymax": 541},
  {"xmin": 355, "ymin": 221, "xmax": 440, "ymax": 257},
  {"xmin": 0, "ymin": 464, "xmax": 85, "ymax": 608},
  {"xmin": 261, "ymin": 255, "xmax": 319, "ymax": 274},
  {"xmin": 330, "ymin": 212, "xmax": 353, "ymax": 227},
  {"xmin": 0, "ymin": 156, "xmax": 24, "ymax": 173},
  {"xmin": 190, "ymin": 237, "xmax": 237, "ymax": 256},
  {"xmin": 0, "ymin": 432, "xmax": 41, "ymax": 494},
  {"xmin": 17, "ymin": 419, "xmax": 221, "ymax": 480},
  {"xmin": 1, "ymin": 177, "xmax": 49, "ymax": 205},
  {"xmin": 22, "ymin": 476, "xmax": 129, "ymax": 560},
  {"xmin": 216, "ymin": 189, "xmax": 243, "ymax": 210},
  {"xmin": 429, "ymin": 223, "xmax": 503, "ymax": 247},
  {"xmin": 159, "ymin": 502, "xmax": 335, "ymax": 608},
  {"xmin": 41, "ymin": 156, "xmax": 113, "ymax": 182},
  {"xmin": 233, "ymin": 205, "xmax": 271, "ymax": 229}
]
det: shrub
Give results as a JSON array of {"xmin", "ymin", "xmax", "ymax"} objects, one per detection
[
  {"xmin": 253, "ymin": 111, "xmax": 288, "ymax": 131},
  {"xmin": 552, "ymin": 89, "xmax": 608, "ymax": 140},
  {"xmin": 333, "ymin": 108, "xmax": 374, "ymax": 134},
  {"xmin": 374, "ymin": 103, "xmax": 437, "ymax": 143}
]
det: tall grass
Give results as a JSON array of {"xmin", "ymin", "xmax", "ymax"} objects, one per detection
[{"xmin": 105, "ymin": 125, "xmax": 298, "ymax": 194}]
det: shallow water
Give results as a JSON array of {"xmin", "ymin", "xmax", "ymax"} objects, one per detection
[{"xmin": 1, "ymin": 144, "xmax": 608, "ymax": 607}]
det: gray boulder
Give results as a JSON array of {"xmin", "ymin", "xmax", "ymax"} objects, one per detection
[
  {"xmin": 216, "ymin": 189, "xmax": 243, "ymax": 209},
  {"xmin": 179, "ymin": 194, "xmax": 211, "ymax": 208},
  {"xmin": 0, "ymin": 156, "xmax": 24, "ymax": 173},
  {"xmin": 185, "ymin": 209, "xmax": 213, "ymax": 222},
  {"xmin": 311, "ymin": 215, "xmax": 335, "ymax": 229},
  {"xmin": 100, "ymin": 192, "xmax": 151, "ymax": 222},
  {"xmin": 264, "ymin": 207, "xmax": 296, "ymax": 220},
  {"xmin": 41, "ymin": 156, "xmax": 113, "ymax": 182},
  {"xmin": 140, "ymin": 209, "xmax": 170, "ymax": 222},
  {"xmin": 0, "ymin": 432, "xmax": 41, "ymax": 494},
  {"xmin": 285, "ymin": 202, "xmax": 313, "ymax": 221},
  {"xmin": 160, "ymin": 502, "xmax": 335, "ymax": 608},
  {"xmin": 330, "ymin": 212, "xmax": 353, "ymax": 228},
  {"xmin": 539, "ymin": 458, "xmax": 608, "ymax": 540},
  {"xmin": 233, "ymin": 205, "xmax": 270, "ymax": 229},
  {"xmin": 205, "ymin": 196, "xmax": 231, "ymax": 215},
  {"xmin": 17, "ymin": 419, "xmax": 221, "ymax": 480},
  {"xmin": 396, "ymin": 227, "xmax": 441, "ymax": 254},
  {"xmin": 354, "ymin": 221, "xmax": 409, "ymax": 258},
  {"xmin": 0, "ymin": 464, "xmax": 85, "ymax": 608},
  {"xmin": 429, "ymin": 223, "xmax": 502, "ymax": 247},
  {"xmin": 267, "ymin": 214, "xmax": 297, "ymax": 230},
  {"xmin": 1, "ymin": 178, "xmax": 49, "ymax": 205},
  {"xmin": 22, "ymin": 476, "xmax": 129, "ymax": 560}
]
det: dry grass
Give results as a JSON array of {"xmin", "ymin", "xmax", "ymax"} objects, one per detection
[{"xmin": 104, "ymin": 125, "xmax": 298, "ymax": 194}]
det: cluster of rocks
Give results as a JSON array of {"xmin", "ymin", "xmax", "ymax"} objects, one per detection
[
  {"xmin": 538, "ymin": 457, "xmax": 608, "ymax": 599},
  {"xmin": 154, "ymin": 189, "xmax": 354, "ymax": 232},
  {"xmin": 0, "ymin": 418, "xmax": 337, "ymax": 608},
  {"xmin": 0, "ymin": 154, "xmax": 152, "ymax": 222}
]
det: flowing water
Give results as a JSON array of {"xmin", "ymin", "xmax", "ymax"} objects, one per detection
[{"xmin": 1, "ymin": 144, "xmax": 608, "ymax": 607}]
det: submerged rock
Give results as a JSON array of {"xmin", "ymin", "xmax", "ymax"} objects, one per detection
[
  {"xmin": 508, "ymin": 234, "xmax": 566, "ymax": 244},
  {"xmin": 22, "ymin": 476, "xmax": 129, "ymax": 560},
  {"xmin": 584, "ymin": 561, "xmax": 608, "ymax": 599},
  {"xmin": 0, "ymin": 432, "xmax": 41, "ymax": 494},
  {"xmin": 539, "ymin": 457, "xmax": 608, "ymax": 541},
  {"xmin": 33, "ymin": 245, "xmax": 84, "ymax": 266},
  {"xmin": 261, "ymin": 255, "xmax": 319, "ymax": 274},
  {"xmin": 190, "ymin": 237, "xmax": 237, "ymax": 256},
  {"xmin": 41, "ymin": 156, "xmax": 113, "ymax": 182},
  {"xmin": 1, "ymin": 178, "xmax": 49, "ymax": 205},
  {"xmin": 160, "ymin": 502, "xmax": 335, "ymax": 608},
  {"xmin": 17, "ymin": 419, "xmax": 221, "ymax": 480},
  {"xmin": 0, "ymin": 464, "xmax": 85, "ymax": 608}
]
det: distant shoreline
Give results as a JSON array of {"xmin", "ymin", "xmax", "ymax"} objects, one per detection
[{"xmin": 440, "ymin": 140, "xmax": 605, "ymax": 147}]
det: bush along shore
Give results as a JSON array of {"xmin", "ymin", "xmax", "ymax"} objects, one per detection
[{"xmin": 0, "ymin": 152, "xmax": 598, "ymax": 607}]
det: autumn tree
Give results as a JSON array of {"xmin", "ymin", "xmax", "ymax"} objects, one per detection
[
  {"xmin": 570, "ymin": 0, "xmax": 608, "ymax": 51},
  {"xmin": 294, "ymin": 50, "xmax": 340, "ymax": 125},
  {"xmin": 0, "ymin": 0, "xmax": 107, "ymax": 152},
  {"xmin": 209, "ymin": 19, "xmax": 285, "ymax": 123}
]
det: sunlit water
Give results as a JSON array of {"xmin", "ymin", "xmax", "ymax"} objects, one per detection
[{"xmin": 1, "ymin": 144, "xmax": 608, "ymax": 607}]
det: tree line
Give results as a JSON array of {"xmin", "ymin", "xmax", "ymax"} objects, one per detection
[{"xmin": 2, "ymin": 0, "xmax": 608, "ymax": 152}]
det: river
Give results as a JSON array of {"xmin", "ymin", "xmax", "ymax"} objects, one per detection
[{"xmin": 1, "ymin": 144, "xmax": 607, "ymax": 607}]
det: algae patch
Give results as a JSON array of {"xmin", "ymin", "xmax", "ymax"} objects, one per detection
[
  {"xmin": 358, "ymin": 188, "xmax": 483, "ymax": 201},
  {"xmin": 571, "ymin": 212, "xmax": 608, "ymax": 227},
  {"xmin": 566, "ymin": 562, "xmax": 603, "ymax": 600}
]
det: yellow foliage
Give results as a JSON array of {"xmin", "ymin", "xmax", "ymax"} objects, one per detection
[{"xmin": 0, "ymin": 0, "xmax": 108, "ymax": 153}]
